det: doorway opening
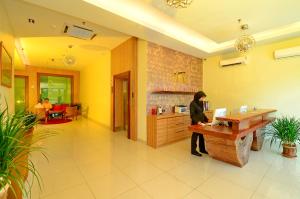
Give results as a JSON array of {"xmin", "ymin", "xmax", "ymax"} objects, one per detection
[
  {"xmin": 113, "ymin": 71, "xmax": 130, "ymax": 139},
  {"xmin": 14, "ymin": 75, "xmax": 29, "ymax": 113}
]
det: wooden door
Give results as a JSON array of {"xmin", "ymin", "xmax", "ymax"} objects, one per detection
[{"xmin": 113, "ymin": 71, "xmax": 130, "ymax": 138}]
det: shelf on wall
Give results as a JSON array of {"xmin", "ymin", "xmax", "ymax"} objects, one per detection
[{"xmin": 151, "ymin": 91, "xmax": 195, "ymax": 95}]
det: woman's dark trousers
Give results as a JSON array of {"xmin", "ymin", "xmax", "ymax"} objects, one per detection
[{"xmin": 191, "ymin": 132, "xmax": 206, "ymax": 153}]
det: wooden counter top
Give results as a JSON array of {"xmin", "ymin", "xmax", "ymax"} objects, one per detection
[
  {"xmin": 189, "ymin": 118, "xmax": 273, "ymax": 140},
  {"xmin": 149, "ymin": 110, "xmax": 213, "ymax": 120},
  {"xmin": 216, "ymin": 109, "xmax": 276, "ymax": 123},
  {"xmin": 149, "ymin": 113, "xmax": 190, "ymax": 119}
]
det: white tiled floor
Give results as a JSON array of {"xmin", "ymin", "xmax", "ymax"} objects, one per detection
[{"xmin": 27, "ymin": 119, "xmax": 300, "ymax": 199}]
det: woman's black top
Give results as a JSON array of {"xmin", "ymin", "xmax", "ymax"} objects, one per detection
[{"xmin": 190, "ymin": 101, "xmax": 208, "ymax": 125}]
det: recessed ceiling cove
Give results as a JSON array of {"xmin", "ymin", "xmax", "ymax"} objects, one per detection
[{"xmin": 21, "ymin": 0, "xmax": 300, "ymax": 57}]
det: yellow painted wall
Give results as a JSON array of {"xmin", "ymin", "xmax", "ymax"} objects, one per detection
[
  {"xmin": 203, "ymin": 37, "xmax": 300, "ymax": 117},
  {"xmin": 80, "ymin": 51, "xmax": 111, "ymax": 127},
  {"xmin": 137, "ymin": 39, "xmax": 148, "ymax": 141},
  {"xmin": 14, "ymin": 49, "xmax": 25, "ymax": 70},
  {"xmin": 0, "ymin": 1, "xmax": 15, "ymax": 112}
]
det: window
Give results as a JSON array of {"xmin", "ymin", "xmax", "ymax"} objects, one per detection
[{"xmin": 39, "ymin": 75, "xmax": 72, "ymax": 104}]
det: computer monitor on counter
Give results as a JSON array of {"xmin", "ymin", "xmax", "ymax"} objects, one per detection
[
  {"xmin": 208, "ymin": 108, "xmax": 227, "ymax": 126},
  {"xmin": 240, "ymin": 105, "xmax": 248, "ymax": 113}
]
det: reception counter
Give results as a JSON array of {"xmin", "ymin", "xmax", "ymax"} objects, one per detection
[{"xmin": 189, "ymin": 109, "xmax": 276, "ymax": 167}]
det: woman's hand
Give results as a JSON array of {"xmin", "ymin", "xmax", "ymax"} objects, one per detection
[{"xmin": 198, "ymin": 122, "xmax": 205, "ymax": 126}]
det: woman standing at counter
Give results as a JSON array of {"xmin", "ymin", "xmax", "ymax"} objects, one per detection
[{"xmin": 190, "ymin": 91, "xmax": 208, "ymax": 156}]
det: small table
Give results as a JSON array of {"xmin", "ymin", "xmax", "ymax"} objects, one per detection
[{"xmin": 48, "ymin": 110, "xmax": 64, "ymax": 119}]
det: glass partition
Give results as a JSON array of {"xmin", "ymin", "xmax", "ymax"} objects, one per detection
[
  {"xmin": 14, "ymin": 76, "xmax": 27, "ymax": 113},
  {"xmin": 39, "ymin": 75, "xmax": 72, "ymax": 104}
]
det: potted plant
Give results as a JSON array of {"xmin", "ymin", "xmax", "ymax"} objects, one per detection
[
  {"xmin": 0, "ymin": 184, "xmax": 9, "ymax": 199},
  {"xmin": 264, "ymin": 116, "xmax": 300, "ymax": 158},
  {"xmin": 6, "ymin": 112, "xmax": 39, "ymax": 199},
  {"xmin": 0, "ymin": 104, "xmax": 52, "ymax": 199},
  {"xmin": 22, "ymin": 112, "xmax": 37, "ymax": 140}
]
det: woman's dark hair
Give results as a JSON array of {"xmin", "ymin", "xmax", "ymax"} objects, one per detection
[{"xmin": 193, "ymin": 91, "xmax": 206, "ymax": 101}]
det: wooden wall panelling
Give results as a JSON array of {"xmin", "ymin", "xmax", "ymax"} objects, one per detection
[{"xmin": 111, "ymin": 37, "xmax": 137, "ymax": 140}]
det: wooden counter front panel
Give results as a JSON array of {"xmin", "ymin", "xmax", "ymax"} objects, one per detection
[
  {"xmin": 204, "ymin": 133, "xmax": 253, "ymax": 167},
  {"xmin": 147, "ymin": 114, "xmax": 191, "ymax": 148},
  {"xmin": 156, "ymin": 119, "xmax": 168, "ymax": 146},
  {"xmin": 167, "ymin": 115, "xmax": 191, "ymax": 142},
  {"xmin": 251, "ymin": 128, "xmax": 264, "ymax": 151}
]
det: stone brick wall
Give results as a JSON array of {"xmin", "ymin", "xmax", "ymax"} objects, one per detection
[{"xmin": 147, "ymin": 42, "xmax": 203, "ymax": 113}]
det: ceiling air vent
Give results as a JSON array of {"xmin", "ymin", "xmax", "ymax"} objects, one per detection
[{"xmin": 63, "ymin": 25, "xmax": 96, "ymax": 40}]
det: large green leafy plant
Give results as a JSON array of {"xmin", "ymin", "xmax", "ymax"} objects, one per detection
[
  {"xmin": 0, "ymin": 103, "xmax": 52, "ymax": 198},
  {"xmin": 264, "ymin": 116, "xmax": 300, "ymax": 147}
]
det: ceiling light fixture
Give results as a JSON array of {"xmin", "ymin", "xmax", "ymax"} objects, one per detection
[
  {"xmin": 235, "ymin": 19, "xmax": 256, "ymax": 54},
  {"xmin": 63, "ymin": 55, "xmax": 76, "ymax": 66},
  {"xmin": 166, "ymin": 0, "xmax": 193, "ymax": 8},
  {"xmin": 63, "ymin": 44, "xmax": 76, "ymax": 66}
]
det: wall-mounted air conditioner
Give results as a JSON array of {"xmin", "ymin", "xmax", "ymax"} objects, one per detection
[
  {"xmin": 274, "ymin": 46, "xmax": 300, "ymax": 59},
  {"xmin": 220, "ymin": 56, "xmax": 248, "ymax": 67}
]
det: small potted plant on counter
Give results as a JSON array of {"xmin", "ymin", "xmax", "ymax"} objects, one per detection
[
  {"xmin": 264, "ymin": 116, "xmax": 300, "ymax": 158},
  {"xmin": 0, "ymin": 104, "xmax": 53, "ymax": 199}
]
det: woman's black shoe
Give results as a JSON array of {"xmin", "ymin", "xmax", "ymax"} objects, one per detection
[
  {"xmin": 191, "ymin": 151, "xmax": 202, "ymax": 157},
  {"xmin": 200, "ymin": 150, "xmax": 208, "ymax": 154}
]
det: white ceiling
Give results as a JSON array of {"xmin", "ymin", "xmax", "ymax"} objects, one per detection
[
  {"xmin": 145, "ymin": 0, "xmax": 300, "ymax": 43},
  {"xmin": 21, "ymin": 0, "xmax": 300, "ymax": 58},
  {"xmin": 4, "ymin": 0, "xmax": 300, "ymax": 60},
  {"xmin": 3, "ymin": 0, "xmax": 130, "ymax": 70}
]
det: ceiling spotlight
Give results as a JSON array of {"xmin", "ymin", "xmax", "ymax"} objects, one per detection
[{"xmin": 28, "ymin": 18, "xmax": 35, "ymax": 24}]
